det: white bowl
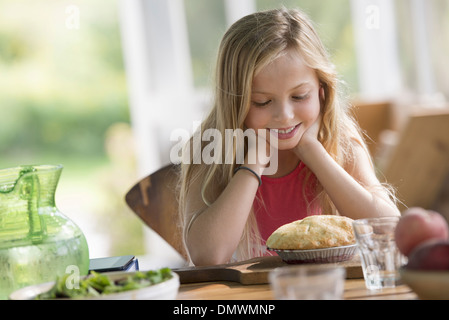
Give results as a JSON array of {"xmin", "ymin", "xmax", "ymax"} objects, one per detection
[{"xmin": 9, "ymin": 271, "xmax": 180, "ymax": 300}]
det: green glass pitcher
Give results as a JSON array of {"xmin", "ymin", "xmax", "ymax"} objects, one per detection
[{"xmin": 0, "ymin": 164, "xmax": 89, "ymax": 299}]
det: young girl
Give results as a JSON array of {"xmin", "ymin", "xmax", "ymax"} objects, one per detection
[{"xmin": 178, "ymin": 8, "xmax": 399, "ymax": 266}]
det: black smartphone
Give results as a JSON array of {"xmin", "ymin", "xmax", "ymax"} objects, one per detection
[{"xmin": 89, "ymin": 255, "xmax": 139, "ymax": 272}]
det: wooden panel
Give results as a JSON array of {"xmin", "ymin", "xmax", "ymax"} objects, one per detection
[
  {"xmin": 383, "ymin": 109, "xmax": 449, "ymax": 212},
  {"xmin": 433, "ymin": 173, "xmax": 449, "ymax": 221},
  {"xmin": 351, "ymin": 101, "xmax": 394, "ymax": 156}
]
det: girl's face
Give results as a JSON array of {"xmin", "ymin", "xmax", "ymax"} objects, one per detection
[{"xmin": 244, "ymin": 49, "xmax": 322, "ymax": 151}]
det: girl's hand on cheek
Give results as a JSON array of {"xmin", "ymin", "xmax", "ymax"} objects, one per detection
[
  {"xmin": 294, "ymin": 114, "xmax": 322, "ymax": 159},
  {"xmin": 243, "ymin": 128, "xmax": 272, "ymax": 174}
]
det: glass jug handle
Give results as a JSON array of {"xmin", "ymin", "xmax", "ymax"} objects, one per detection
[{"xmin": 19, "ymin": 172, "xmax": 46, "ymax": 243}]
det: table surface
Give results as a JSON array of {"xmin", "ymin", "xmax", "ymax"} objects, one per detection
[
  {"xmin": 177, "ymin": 277, "xmax": 417, "ymax": 300},
  {"xmin": 173, "ymin": 254, "xmax": 417, "ymax": 300}
]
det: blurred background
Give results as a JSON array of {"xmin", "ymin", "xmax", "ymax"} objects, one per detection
[{"xmin": 1, "ymin": 0, "xmax": 448, "ymax": 266}]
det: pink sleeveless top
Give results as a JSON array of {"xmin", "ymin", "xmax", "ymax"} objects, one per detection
[{"xmin": 253, "ymin": 162, "xmax": 322, "ymax": 242}]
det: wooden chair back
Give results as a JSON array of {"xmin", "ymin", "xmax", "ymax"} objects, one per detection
[
  {"xmin": 382, "ymin": 109, "xmax": 449, "ymax": 212},
  {"xmin": 125, "ymin": 164, "xmax": 187, "ymax": 259},
  {"xmin": 351, "ymin": 101, "xmax": 395, "ymax": 157}
]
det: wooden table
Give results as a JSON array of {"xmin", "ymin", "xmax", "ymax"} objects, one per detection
[
  {"xmin": 174, "ymin": 256, "xmax": 417, "ymax": 300},
  {"xmin": 177, "ymin": 279, "xmax": 417, "ymax": 300}
]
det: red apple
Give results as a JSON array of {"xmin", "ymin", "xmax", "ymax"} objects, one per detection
[
  {"xmin": 406, "ymin": 240, "xmax": 449, "ymax": 270},
  {"xmin": 395, "ymin": 207, "xmax": 449, "ymax": 256}
]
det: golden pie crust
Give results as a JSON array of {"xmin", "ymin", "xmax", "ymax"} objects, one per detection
[{"xmin": 266, "ymin": 215, "xmax": 356, "ymax": 250}]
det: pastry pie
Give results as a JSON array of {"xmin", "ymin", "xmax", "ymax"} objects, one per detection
[{"xmin": 266, "ymin": 215, "xmax": 356, "ymax": 250}]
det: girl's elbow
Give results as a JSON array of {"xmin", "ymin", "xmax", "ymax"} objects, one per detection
[
  {"xmin": 188, "ymin": 245, "xmax": 231, "ymax": 266},
  {"xmin": 376, "ymin": 202, "xmax": 401, "ymax": 218},
  {"xmin": 191, "ymin": 255, "xmax": 227, "ymax": 267}
]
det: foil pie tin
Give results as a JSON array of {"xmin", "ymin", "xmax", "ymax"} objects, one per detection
[{"xmin": 269, "ymin": 244, "xmax": 357, "ymax": 264}]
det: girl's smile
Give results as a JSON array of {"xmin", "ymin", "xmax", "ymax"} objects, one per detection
[{"xmin": 268, "ymin": 123, "xmax": 301, "ymax": 140}]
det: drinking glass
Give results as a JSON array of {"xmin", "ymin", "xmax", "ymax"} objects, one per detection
[
  {"xmin": 269, "ymin": 265, "xmax": 346, "ymax": 300},
  {"xmin": 353, "ymin": 217, "xmax": 407, "ymax": 290}
]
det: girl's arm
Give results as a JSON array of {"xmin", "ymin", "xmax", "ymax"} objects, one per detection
[
  {"xmin": 294, "ymin": 117, "xmax": 400, "ymax": 219},
  {"xmin": 184, "ymin": 155, "xmax": 266, "ymax": 266}
]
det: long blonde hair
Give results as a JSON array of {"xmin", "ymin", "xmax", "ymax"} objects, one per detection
[{"xmin": 178, "ymin": 8, "xmax": 373, "ymax": 261}]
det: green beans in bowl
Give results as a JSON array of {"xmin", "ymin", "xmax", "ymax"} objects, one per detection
[{"xmin": 9, "ymin": 268, "xmax": 179, "ymax": 300}]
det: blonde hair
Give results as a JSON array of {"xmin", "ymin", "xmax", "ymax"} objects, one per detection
[{"xmin": 178, "ymin": 8, "xmax": 385, "ymax": 262}]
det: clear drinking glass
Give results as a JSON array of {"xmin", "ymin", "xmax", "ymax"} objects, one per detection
[
  {"xmin": 269, "ymin": 265, "xmax": 346, "ymax": 300},
  {"xmin": 353, "ymin": 217, "xmax": 407, "ymax": 290}
]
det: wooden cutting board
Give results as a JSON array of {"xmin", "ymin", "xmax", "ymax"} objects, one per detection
[{"xmin": 174, "ymin": 255, "xmax": 363, "ymax": 285}]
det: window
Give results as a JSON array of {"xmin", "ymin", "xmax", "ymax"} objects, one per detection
[{"xmin": 395, "ymin": 0, "xmax": 449, "ymax": 102}]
